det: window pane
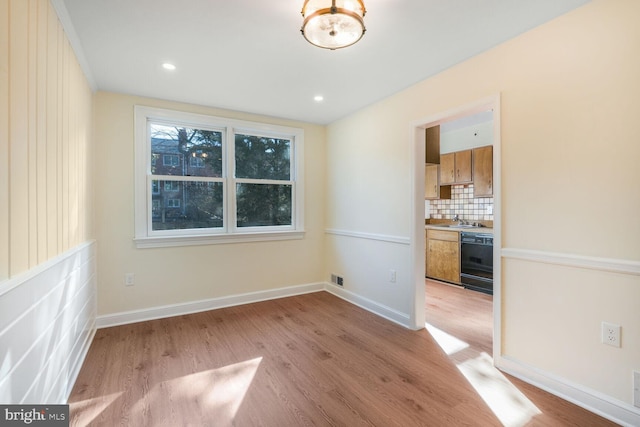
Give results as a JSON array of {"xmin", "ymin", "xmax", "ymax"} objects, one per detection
[
  {"xmin": 150, "ymin": 123, "xmax": 223, "ymax": 177},
  {"xmin": 152, "ymin": 180, "xmax": 223, "ymax": 230},
  {"xmin": 236, "ymin": 183, "xmax": 292, "ymax": 227},
  {"xmin": 235, "ymin": 134, "xmax": 290, "ymax": 180}
]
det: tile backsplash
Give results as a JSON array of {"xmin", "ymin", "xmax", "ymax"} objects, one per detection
[{"xmin": 428, "ymin": 184, "xmax": 494, "ymax": 221}]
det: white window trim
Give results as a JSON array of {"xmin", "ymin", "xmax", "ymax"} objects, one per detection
[{"xmin": 134, "ymin": 106, "xmax": 305, "ymax": 248}]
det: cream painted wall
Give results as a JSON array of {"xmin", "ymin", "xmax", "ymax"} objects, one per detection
[
  {"xmin": 325, "ymin": 0, "xmax": 639, "ymax": 412},
  {"xmin": 93, "ymin": 92, "xmax": 326, "ymax": 315},
  {"xmin": 0, "ymin": 0, "xmax": 93, "ymax": 280}
]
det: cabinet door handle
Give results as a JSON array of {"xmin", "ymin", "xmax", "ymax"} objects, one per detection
[{"xmin": 434, "ymin": 185, "xmax": 437, "ymax": 194}]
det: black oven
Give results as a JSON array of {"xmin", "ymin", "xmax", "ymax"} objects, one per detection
[{"xmin": 460, "ymin": 232, "xmax": 493, "ymax": 295}]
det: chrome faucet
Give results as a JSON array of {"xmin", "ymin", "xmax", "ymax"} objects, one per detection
[{"xmin": 453, "ymin": 214, "xmax": 466, "ymax": 225}]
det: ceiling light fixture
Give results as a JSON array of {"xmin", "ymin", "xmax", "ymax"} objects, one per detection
[
  {"xmin": 162, "ymin": 62, "xmax": 176, "ymax": 71},
  {"xmin": 301, "ymin": 0, "xmax": 366, "ymax": 50}
]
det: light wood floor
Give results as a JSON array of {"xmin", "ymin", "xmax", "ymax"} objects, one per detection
[{"xmin": 69, "ymin": 285, "xmax": 617, "ymax": 426}]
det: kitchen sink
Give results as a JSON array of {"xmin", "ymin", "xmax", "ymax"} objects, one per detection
[{"xmin": 432, "ymin": 224, "xmax": 485, "ymax": 228}]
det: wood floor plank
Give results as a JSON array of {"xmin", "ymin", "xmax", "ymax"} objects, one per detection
[{"xmin": 69, "ymin": 288, "xmax": 617, "ymax": 426}]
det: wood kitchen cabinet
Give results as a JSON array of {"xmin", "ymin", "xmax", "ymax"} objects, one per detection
[
  {"xmin": 425, "ymin": 165, "xmax": 451, "ymax": 200},
  {"xmin": 473, "ymin": 145, "xmax": 493, "ymax": 197},
  {"xmin": 425, "ymin": 125, "xmax": 440, "ymax": 164},
  {"xmin": 440, "ymin": 149, "xmax": 472, "ymax": 185},
  {"xmin": 426, "ymin": 229, "xmax": 460, "ymax": 283}
]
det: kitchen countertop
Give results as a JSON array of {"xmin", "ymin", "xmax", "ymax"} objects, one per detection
[{"xmin": 425, "ymin": 224, "xmax": 494, "ymax": 234}]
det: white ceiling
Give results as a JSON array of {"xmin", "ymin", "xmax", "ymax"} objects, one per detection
[{"xmin": 58, "ymin": 0, "xmax": 590, "ymax": 125}]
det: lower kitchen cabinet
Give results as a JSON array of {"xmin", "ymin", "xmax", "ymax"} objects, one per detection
[{"xmin": 426, "ymin": 229, "xmax": 460, "ymax": 283}]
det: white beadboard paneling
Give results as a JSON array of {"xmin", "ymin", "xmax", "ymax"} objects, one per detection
[{"xmin": 0, "ymin": 241, "xmax": 96, "ymax": 404}]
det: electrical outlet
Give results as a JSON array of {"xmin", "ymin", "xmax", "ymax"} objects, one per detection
[
  {"xmin": 634, "ymin": 371, "xmax": 640, "ymax": 408},
  {"xmin": 389, "ymin": 269, "xmax": 397, "ymax": 283},
  {"xmin": 125, "ymin": 273, "xmax": 135, "ymax": 286},
  {"xmin": 602, "ymin": 322, "xmax": 621, "ymax": 347},
  {"xmin": 337, "ymin": 276, "xmax": 344, "ymax": 286}
]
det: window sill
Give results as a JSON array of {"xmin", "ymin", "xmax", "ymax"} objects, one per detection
[{"xmin": 134, "ymin": 230, "xmax": 305, "ymax": 249}]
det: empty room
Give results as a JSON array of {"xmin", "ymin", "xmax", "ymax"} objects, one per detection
[{"xmin": 1, "ymin": 0, "xmax": 639, "ymax": 426}]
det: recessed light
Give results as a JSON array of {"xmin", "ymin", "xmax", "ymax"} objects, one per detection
[
  {"xmin": 162, "ymin": 63, "xmax": 176, "ymax": 71},
  {"xmin": 314, "ymin": 95, "xmax": 324, "ymax": 102}
]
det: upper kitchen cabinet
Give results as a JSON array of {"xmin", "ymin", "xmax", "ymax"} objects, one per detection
[
  {"xmin": 425, "ymin": 164, "xmax": 451, "ymax": 200},
  {"xmin": 473, "ymin": 145, "xmax": 493, "ymax": 197},
  {"xmin": 425, "ymin": 125, "xmax": 440, "ymax": 164},
  {"xmin": 440, "ymin": 149, "xmax": 472, "ymax": 185}
]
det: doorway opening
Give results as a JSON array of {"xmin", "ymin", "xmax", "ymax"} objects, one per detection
[{"xmin": 410, "ymin": 95, "xmax": 501, "ymax": 362}]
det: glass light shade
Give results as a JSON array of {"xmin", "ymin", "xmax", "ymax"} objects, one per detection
[{"xmin": 301, "ymin": 0, "xmax": 366, "ymax": 50}]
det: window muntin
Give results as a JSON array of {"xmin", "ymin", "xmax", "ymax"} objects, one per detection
[{"xmin": 134, "ymin": 106, "xmax": 304, "ymax": 247}]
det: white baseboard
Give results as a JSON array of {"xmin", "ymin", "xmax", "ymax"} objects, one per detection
[
  {"xmin": 96, "ymin": 282, "xmax": 325, "ymax": 328},
  {"xmin": 497, "ymin": 355, "xmax": 640, "ymax": 427},
  {"xmin": 97, "ymin": 281, "xmax": 414, "ymax": 332},
  {"xmin": 324, "ymin": 283, "xmax": 413, "ymax": 329}
]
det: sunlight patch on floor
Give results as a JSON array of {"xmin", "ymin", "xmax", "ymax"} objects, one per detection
[
  {"xmin": 69, "ymin": 391, "xmax": 123, "ymax": 426},
  {"xmin": 457, "ymin": 352, "xmax": 541, "ymax": 427},
  {"xmin": 425, "ymin": 322, "xmax": 469, "ymax": 355},
  {"xmin": 426, "ymin": 322, "xmax": 541, "ymax": 427},
  {"xmin": 203, "ymin": 356, "xmax": 263, "ymax": 416},
  {"xmin": 140, "ymin": 357, "xmax": 262, "ymax": 423}
]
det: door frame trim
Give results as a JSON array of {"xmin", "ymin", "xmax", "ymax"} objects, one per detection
[{"xmin": 409, "ymin": 94, "xmax": 502, "ymax": 360}]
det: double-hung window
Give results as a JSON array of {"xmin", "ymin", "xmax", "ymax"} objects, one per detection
[{"xmin": 134, "ymin": 106, "xmax": 304, "ymax": 248}]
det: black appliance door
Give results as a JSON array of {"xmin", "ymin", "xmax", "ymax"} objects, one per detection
[{"xmin": 460, "ymin": 240, "xmax": 493, "ymax": 294}]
